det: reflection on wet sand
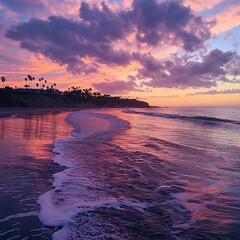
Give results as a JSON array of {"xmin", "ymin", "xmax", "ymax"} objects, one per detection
[{"xmin": 0, "ymin": 111, "xmax": 72, "ymax": 240}]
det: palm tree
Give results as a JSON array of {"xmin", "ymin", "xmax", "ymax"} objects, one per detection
[
  {"xmin": 26, "ymin": 75, "xmax": 35, "ymax": 88},
  {"xmin": 32, "ymin": 77, "xmax": 35, "ymax": 88},
  {"xmin": 1, "ymin": 76, "xmax": 6, "ymax": 88},
  {"xmin": 83, "ymin": 88, "xmax": 93, "ymax": 98},
  {"xmin": 26, "ymin": 75, "xmax": 32, "ymax": 89},
  {"xmin": 27, "ymin": 75, "xmax": 32, "ymax": 83}
]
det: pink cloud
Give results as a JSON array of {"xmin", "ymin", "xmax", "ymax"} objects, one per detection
[
  {"xmin": 210, "ymin": 3, "xmax": 240, "ymax": 34},
  {"xmin": 184, "ymin": 0, "xmax": 223, "ymax": 12},
  {"xmin": 93, "ymin": 79, "xmax": 137, "ymax": 94},
  {"xmin": 135, "ymin": 49, "xmax": 240, "ymax": 88}
]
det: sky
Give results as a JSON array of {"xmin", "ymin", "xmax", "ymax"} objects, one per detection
[{"xmin": 0, "ymin": 0, "xmax": 240, "ymax": 106}]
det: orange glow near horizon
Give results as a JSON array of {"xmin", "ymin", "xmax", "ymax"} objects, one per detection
[{"xmin": 146, "ymin": 94, "xmax": 240, "ymax": 107}]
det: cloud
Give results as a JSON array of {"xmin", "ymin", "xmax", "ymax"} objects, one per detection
[
  {"xmin": 6, "ymin": 14, "xmax": 132, "ymax": 74},
  {"xmin": 188, "ymin": 89, "xmax": 240, "ymax": 96},
  {"xmin": 183, "ymin": 0, "xmax": 223, "ymax": 12},
  {"xmin": 5, "ymin": 0, "xmax": 237, "ymax": 94},
  {"xmin": 93, "ymin": 79, "xmax": 137, "ymax": 94},
  {"xmin": 130, "ymin": 0, "xmax": 211, "ymax": 50},
  {"xmin": 0, "ymin": 0, "xmax": 45, "ymax": 14},
  {"xmin": 210, "ymin": 3, "xmax": 240, "ymax": 34},
  {"xmin": 135, "ymin": 49, "xmax": 240, "ymax": 88},
  {"xmin": 5, "ymin": 0, "xmax": 212, "ymax": 75},
  {"xmin": 79, "ymin": 1, "xmax": 132, "ymax": 42}
]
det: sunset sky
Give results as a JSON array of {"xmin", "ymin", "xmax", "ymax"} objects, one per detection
[{"xmin": 0, "ymin": 0, "xmax": 239, "ymax": 106}]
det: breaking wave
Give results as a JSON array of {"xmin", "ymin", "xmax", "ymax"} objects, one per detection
[{"xmin": 123, "ymin": 109, "xmax": 240, "ymax": 126}]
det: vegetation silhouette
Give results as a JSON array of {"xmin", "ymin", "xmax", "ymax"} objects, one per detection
[
  {"xmin": 0, "ymin": 75, "xmax": 149, "ymax": 108},
  {"xmin": 1, "ymin": 76, "xmax": 6, "ymax": 88}
]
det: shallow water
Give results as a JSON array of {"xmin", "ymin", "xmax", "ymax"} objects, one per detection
[
  {"xmin": 39, "ymin": 108, "xmax": 240, "ymax": 239},
  {"xmin": 0, "ymin": 111, "xmax": 72, "ymax": 240}
]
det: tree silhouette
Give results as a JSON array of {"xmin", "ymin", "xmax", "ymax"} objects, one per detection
[
  {"xmin": 32, "ymin": 77, "xmax": 35, "ymax": 88},
  {"xmin": 93, "ymin": 91, "xmax": 101, "ymax": 97},
  {"xmin": 26, "ymin": 75, "xmax": 31, "ymax": 89},
  {"xmin": 39, "ymin": 77, "xmax": 44, "ymax": 85},
  {"xmin": 25, "ymin": 75, "xmax": 36, "ymax": 88},
  {"xmin": 83, "ymin": 87, "xmax": 92, "ymax": 98},
  {"xmin": 1, "ymin": 76, "xmax": 6, "ymax": 88}
]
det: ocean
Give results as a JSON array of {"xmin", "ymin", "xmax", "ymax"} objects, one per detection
[{"xmin": 0, "ymin": 107, "xmax": 240, "ymax": 239}]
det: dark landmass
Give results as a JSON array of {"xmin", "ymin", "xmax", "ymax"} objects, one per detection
[{"xmin": 0, "ymin": 87, "xmax": 149, "ymax": 108}]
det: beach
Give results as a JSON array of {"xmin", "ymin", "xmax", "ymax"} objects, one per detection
[
  {"xmin": 0, "ymin": 107, "xmax": 240, "ymax": 239},
  {"xmin": 0, "ymin": 110, "xmax": 73, "ymax": 239},
  {"xmin": 0, "ymin": 108, "xmax": 84, "ymax": 118}
]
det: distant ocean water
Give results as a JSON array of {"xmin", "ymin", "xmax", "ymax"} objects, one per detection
[
  {"xmin": 0, "ymin": 108, "xmax": 240, "ymax": 239},
  {"xmin": 38, "ymin": 107, "xmax": 240, "ymax": 240}
]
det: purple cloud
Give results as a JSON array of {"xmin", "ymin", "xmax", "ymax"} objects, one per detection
[
  {"xmin": 188, "ymin": 89, "xmax": 240, "ymax": 96},
  {"xmin": 79, "ymin": 2, "xmax": 132, "ymax": 41},
  {"xmin": 135, "ymin": 49, "xmax": 240, "ymax": 88},
  {"xmin": 6, "ymin": 14, "xmax": 132, "ymax": 74},
  {"xmin": 5, "ymin": 0, "xmax": 212, "ymax": 75},
  {"xmin": 0, "ymin": 0, "xmax": 45, "ymax": 13},
  {"xmin": 130, "ymin": 0, "xmax": 211, "ymax": 50},
  {"xmin": 93, "ymin": 80, "xmax": 137, "ymax": 94}
]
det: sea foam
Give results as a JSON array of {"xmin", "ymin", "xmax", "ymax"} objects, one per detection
[
  {"xmin": 37, "ymin": 110, "xmax": 130, "ymax": 239},
  {"xmin": 123, "ymin": 109, "xmax": 240, "ymax": 126}
]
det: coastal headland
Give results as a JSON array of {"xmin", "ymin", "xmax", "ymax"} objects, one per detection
[{"xmin": 0, "ymin": 87, "xmax": 149, "ymax": 109}]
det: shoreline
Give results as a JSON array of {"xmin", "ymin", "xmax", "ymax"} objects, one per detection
[
  {"xmin": 37, "ymin": 110, "xmax": 131, "ymax": 239},
  {"xmin": 0, "ymin": 107, "xmax": 85, "ymax": 119},
  {"xmin": 0, "ymin": 110, "xmax": 74, "ymax": 239}
]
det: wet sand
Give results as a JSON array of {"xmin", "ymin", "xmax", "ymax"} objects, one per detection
[
  {"xmin": 0, "ymin": 107, "xmax": 84, "ymax": 118},
  {"xmin": 0, "ymin": 110, "xmax": 73, "ymax": 239}
]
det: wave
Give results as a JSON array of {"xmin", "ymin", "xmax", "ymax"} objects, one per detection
[
  {"xmin": 37, "ymin": 111, "xmax": 131, "ymax": 239},
  {"xmin": 123, "ymin": 109, "xmax": 240, "ymax": 126}
]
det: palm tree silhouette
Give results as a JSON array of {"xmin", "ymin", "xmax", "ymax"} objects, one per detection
[
  {"xmin": 32, "ymin": 77, "xmax": 35, "ymax": 88},
  {"xmin": 26, "ymin": 75, "xmax": 31, "ymax": 89},
  {"xmin": 26, "ymin": 75, "xmax": 36, "ymax": 88},
  {"xmin": 1, "ymin": 76, "xmax": 6, "ymax": 88},
  {"xmin": 25, "ymin": 77, "xmax": 28, "ymax": 87}
]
